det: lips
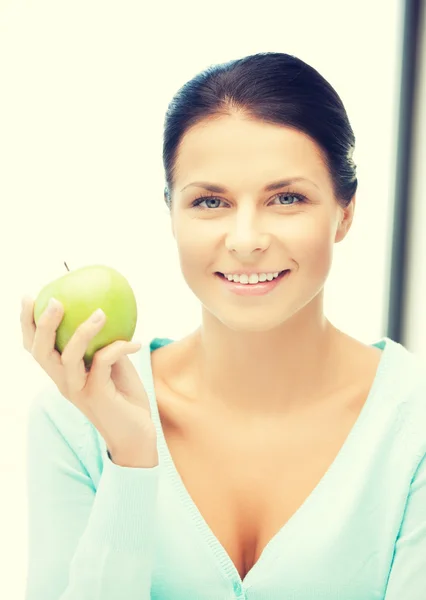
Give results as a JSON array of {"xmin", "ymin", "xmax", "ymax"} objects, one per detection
[
  {"xmin": 215, "ymin": 269, "xmax": 291, "ymax": 296},
  {"xmin": 216, "ymin": 270, "xmax": 288, "ymax": 278},
  {"xmin": 216, "ymin": 270, "xmax": 289, "ymax": 279}
]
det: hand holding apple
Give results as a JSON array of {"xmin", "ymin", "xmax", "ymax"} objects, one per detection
[
  {"xmin": 21, "ymin": 263, "xmax": 158, "ymax": 468},
  {"xmin": 33, "ymin": 263, "xmax": 138, "ymax": 370}
]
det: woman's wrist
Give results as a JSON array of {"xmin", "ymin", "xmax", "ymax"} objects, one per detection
[
  {"xmin": 107, "ymin": 428, "xmax": 159, "ymax": 468},
  {"xmin": 107, "ymin": 446, "xmax": 159, "ymax": 468}
]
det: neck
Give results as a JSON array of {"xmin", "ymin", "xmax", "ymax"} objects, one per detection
[{"xmin": 191, "ymin": 298, "xmax": 346, "ymax": 416}]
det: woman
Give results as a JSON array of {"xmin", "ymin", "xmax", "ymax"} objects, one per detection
[{"xmin": 21, "ymin": 52, "xmax": 426, "ymax": 599}]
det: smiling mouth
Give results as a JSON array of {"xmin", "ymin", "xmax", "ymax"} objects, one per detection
[
  {"xmin": 213, "ymin": 270, "xmax": 291, "ymax": 295},
  {"xmin": 216, "ymin": 270, "xmax": 288, "ymax": 279}
]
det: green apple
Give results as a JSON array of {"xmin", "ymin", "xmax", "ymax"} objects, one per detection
[{"xmin": 33, "ymin": 263, "xmax": 138, "ymax": 369}]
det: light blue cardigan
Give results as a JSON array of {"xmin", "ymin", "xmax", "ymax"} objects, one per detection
[{"xmin": 25, "ymin": 337, "xmax": 426, "ymax": 599}]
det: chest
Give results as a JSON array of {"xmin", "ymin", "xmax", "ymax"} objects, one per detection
[{"xmin": 156, "ymin": 387, "xmax": 366, "ymax": 581}]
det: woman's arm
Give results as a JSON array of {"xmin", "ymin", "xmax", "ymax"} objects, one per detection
[
  {"xmin": 384, "ymin": 451, "xmax": 426, "ymax": 598},
  {"xmin": 25, "ymin": 391, "xmax": 159, "ymax": 600}
]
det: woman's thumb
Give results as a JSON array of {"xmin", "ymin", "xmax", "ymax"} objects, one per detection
[{"xmin": 88, "ymin": 340, "xmax": 142, "ymax": 394}]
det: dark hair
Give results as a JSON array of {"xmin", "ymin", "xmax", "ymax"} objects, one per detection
[{"xmin": 162, "ymin": 52, "xmax": 357, "ymax": 209}]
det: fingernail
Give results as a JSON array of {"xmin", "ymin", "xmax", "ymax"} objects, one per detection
[
  {"xmin": 48, "ymin": 297, "xmax": 60, "ymax": 313},
  {"xmin": 91, "ymin": 308, "xmax": 105, "ymax": 323}
]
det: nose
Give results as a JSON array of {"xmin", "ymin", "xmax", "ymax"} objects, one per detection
[{"xmin": 224, "ymin": 211, "xmax": 270, "ymax": 257}]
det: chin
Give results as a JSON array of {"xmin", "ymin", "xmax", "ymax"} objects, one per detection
[
  {"xmin": 194, "ymin": 275, "xmax": 322, "ymax": 334},
  {"xmin": 209, "ymin": 307, "xmax": 296, "ymax": 334}
]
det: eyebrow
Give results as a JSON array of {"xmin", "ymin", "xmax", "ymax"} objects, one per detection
[{"xmin": 180, "ymin": 177, "xmax": 320, "ymax": 193}]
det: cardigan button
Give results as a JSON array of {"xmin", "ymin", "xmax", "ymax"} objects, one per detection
[{"xmin": 233, "ymin": 580, "xmax": 243, "ymax": 596}]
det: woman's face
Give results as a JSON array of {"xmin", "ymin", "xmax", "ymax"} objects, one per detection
[{"xmin": 169, "ymin": 114, "xmax": 354, "ymax": 332}]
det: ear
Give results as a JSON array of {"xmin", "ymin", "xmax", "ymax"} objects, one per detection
[
  {"xmin": 165, "ymin": 193, "xmax": 176, "ymax": 238},
  {"xmin": 335, "ymin": 195, "xmax": 355, "ymax": 243}
]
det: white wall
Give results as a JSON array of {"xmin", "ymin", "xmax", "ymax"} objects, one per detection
[{"xmin": 0, "ymin": 1, "xmax": 402, "ymax": 598}]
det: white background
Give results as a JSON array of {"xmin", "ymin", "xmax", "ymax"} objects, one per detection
[{"xmin": 0, "ymin": 0, "xmax": 404, "ymax": 597}]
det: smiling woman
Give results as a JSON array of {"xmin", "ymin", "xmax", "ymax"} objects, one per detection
[
  {"xmin": 24, "ymin": 51, "xmax": 426, "ymax": 600},
  {"xmin": 164, "ymin": 57, "xmax": 355, "ymax": 336}
]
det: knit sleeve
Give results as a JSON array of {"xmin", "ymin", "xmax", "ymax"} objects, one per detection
[
  {"xmin": 24, "ymin": 389, "xmax": 159, "ymax": 600},
  {"xmin": 384, "ymin": 451, "xmax": 426, "ymax": 598}
]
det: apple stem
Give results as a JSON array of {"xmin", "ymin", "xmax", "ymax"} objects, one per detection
[{"xmin": 64, "ymin": 262, "xmax": 70, "ymax": 272}]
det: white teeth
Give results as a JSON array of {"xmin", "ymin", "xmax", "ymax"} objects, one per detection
[{"xmin": 224, "ymin": 271, "xmax": 282, "ymax": 284}]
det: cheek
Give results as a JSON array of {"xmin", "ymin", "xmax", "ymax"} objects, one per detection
[
  {"xmin": 173, "ymin": 222, "xmax": 214, "ymax": 276},
  {"xmin": 287, "ymin": 217, "xmax": 335, "ymax": 276}
]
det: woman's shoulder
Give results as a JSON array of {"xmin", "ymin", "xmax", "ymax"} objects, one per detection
[
  {"xmin": 28, "ymin": 381, "xmax": 93, "ymax": 441},
  {"xmin": 374, "ymin": 337, "xmax": 426, "ymax": 458},
  {"xmin": 378, "ymin": 336, "xmax": 426, "ymax": 396},
  {"xmin": 27, "ymin": 380, "xmax": 104, "ymax": 484}
]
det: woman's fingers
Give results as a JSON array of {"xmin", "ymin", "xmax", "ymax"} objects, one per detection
[
  {"xmin": 60, "ymin": 309, "xmax": 107, "ymax": 395},
  {"xmin": 20, "ymin": 296, "xmax": 36, "ymax": 352},
  {"xmin": 20, "ymin": 295, "xmax": 143, "ymax": 413},
  {"xmin": 87, "ymin": 341, "xmax": 142, "ymax": 397},
  {"xmin": 25, "ymin": 298, "xmax": 65, "ymax": 382}
]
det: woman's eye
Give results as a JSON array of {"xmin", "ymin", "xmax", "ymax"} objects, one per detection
[
  {"xmin": 272, "ymin": 193, "xmax": 302, "ymax": 205},
  {"xmin": 193, "ymin": 197, "xmax": 224, "ymax": 209},
  {"xmin": 205, "ymin": 198, "xmax": 223, "ymax": 209}
]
